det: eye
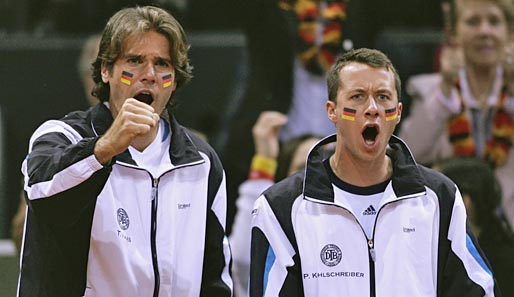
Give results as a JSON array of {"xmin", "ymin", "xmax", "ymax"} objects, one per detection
[
  {"xmin": 155, "ymin": 58, "xmax": 173, "ymax": 72},
  {"xmin": 377, "ymin": 94, "xmax": 390, "ymax": 101},
  {"xmin": 127, "ymin": 56, "xmax": 141, "ymax": 65},
  {"xmin": 488, "ymin": 15, "xmax": 503, "ymax": 27},
  {"xmin": 350, "ymin": 94, "xmax": 364, "ymax": 100},
  {"xmin": 465, "ymin": 16, "xmax": 480, "ymax": 27},
  {"xmin": 156, "ymin": 59, "xmax": 170, "ymax": 67}
]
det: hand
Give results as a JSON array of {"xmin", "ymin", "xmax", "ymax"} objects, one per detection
[
  {"xmin": 439, "ymin": 44, "xmax": 464, "ymax": 97},
  {"xmin": 94, "ymin": 98, "xmax": 160, "ymax": 164},
  {"xmin": 252, "ymin": 111, "xmax": 288, "ymax": 159}
]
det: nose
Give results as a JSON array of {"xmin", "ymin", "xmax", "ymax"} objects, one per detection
[
  {"xmin": 364, "ymin": 96, "xmax": 379, "ymax": 117},
  {"xmin": 478, "ymin": 19, "xmax": 494, "ymax": 35},
  {"xmin": 141, "ymin": 63, "xmax": 157, "ymax": 83}
]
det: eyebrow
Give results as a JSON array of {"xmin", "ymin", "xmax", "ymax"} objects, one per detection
[
  {"xmin": 375, "ymin": 88, "xmax": 394, "ymax": 95},
  {"xmin": 123, "ymin": 53, "xmax": 172, "ymax": 64}
]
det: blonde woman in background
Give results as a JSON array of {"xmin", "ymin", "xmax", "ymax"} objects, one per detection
[{"xmin": 399, "ymin": 0, "xmax": 514, "ymax": 228}]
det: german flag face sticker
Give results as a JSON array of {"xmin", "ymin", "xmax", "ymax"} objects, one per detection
[
  {"xmin": 162, "ymin": 74, "xmax": 173, "ymax": 88},
  {"xmin": 120, "ymin": 71, "xmax": 133, "ymax": 86},
  {"xmin": 342, "ymin": 107, "xmax": 356, "ymax": 121},
  {"xmin": 385, "ymin": 107, "xmax": 398, "ymax": 121}
]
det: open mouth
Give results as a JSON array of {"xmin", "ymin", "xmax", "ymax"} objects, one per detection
[
  {"xmin": 134, "ymin": 92, "xmax": 154, "ymax": 105},
  {"xmin": 362, "ymin": 125, "xmax": 379, "ymax": 145}
]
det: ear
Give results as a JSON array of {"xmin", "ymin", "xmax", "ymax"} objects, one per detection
[
  {"xmin": 396, "ymin": 102, "xmax": 403, "ymax": 124},
  {"xmin": 326, "ymin": 100, "xmax": 337, "ymax": 123},
  {"xmin": 100, "ymin": 61, "xmax": 110, "ymax": 83}
]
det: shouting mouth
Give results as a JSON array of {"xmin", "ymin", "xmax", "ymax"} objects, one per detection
[
  {"xmin": 134, "ymin": 92, "xmax": 154, "ymax": 105},
  {"xmin": 362, "ymin": 124, "xmax": 379, "ymax": 145}
]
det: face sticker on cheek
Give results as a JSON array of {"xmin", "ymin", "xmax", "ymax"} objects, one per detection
[
  {"xmin": 162, "ymin": 73, "xmax": 173, "ymax": 88},
  {"xmin": 385, "ymin": 107, "xmax": 398, "ymax": 121},
  {"xmin": 120, "ymin": 71, "xmax": 134, "ymax": 86},
  {"xmin": 342, "ymin": 107, "xmax": 356, "ymax": 121}
]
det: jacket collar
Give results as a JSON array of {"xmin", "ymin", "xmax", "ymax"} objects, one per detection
[
  {"xmin": 90, "ymin": 103, "xmax": 204, "ymax": 167},
  {"xmin": 303, "ymin": 134, "xmax": 426, "ymax": 205}
]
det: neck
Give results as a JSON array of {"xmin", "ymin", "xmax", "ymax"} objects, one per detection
[
  {"xmin": 330, "ymin": 152, "xmax": 392, "ymax": 187},
  {"xmin": 465, "ymin": 65, "xmax": 497, "ymax": 105}
]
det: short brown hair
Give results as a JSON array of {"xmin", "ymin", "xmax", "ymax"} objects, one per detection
[
  {"xmin": 326, "ymin": 48, "xmax": 401, "ymax": 103},
  {"xmin": 92, "ymin": 6, "xmax": 193, "ymax": 103}
]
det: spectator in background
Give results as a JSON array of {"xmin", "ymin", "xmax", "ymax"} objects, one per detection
[
  {"xmin": 399, "ymin": 0, "xmax": 514, "ymax": 228},
  {"xmin": 230, "ymin": 111, "xmax": 322, "ymax": 296},
  {"xmin": 77, "ymin": 34, "xmax": 101, "ymax": 106},
  {"xmin": 436, "ymin": 157, "xmax": 514, "ymax": 295}
]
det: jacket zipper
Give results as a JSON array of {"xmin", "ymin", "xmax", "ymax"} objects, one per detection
[
  {"xmin": 365, "ymin": 195, "xmax": 419, "ymax": 297},
  {"xmin": 151, "ymin": 178, "xmax": 160, "ymax": 297},
  {"xmin": 368, "ymin": 238, "xmax": 376, "ymax": 297},
  {"xmin": 114, "ymin": 162, "xmax": 205, "ymax": 296},
  {"xmin": 341, "ymin": 195, "xmax": 420, "ymax": 297},
  {"xmin": 305, "ymin": 182, "xmax": 425, "ymax": 297}
]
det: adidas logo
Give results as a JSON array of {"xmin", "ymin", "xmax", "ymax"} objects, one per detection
[{"xmin": 362, "ymin": 205, "xmax": 377, "ymax": 215}]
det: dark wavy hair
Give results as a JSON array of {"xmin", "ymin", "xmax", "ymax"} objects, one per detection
[{"xmin": 91, "ymin": 6, "xmax": 193, "ymax": 106}]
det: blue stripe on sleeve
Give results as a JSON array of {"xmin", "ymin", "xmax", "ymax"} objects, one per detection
[
  {"xmin": 466, "ymin": 234, "xmax": 492, "ymax": 277},
  {"xmin": 263, "ymin": 246, "xmax": 276, "ymax": 295}
]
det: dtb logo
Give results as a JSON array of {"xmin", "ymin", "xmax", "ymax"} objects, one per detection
[
  {"xmin": 117, "ymin": 208, "xmax": 130, "ymax": 230},
  {"xmin": 320, "ymin": 244, "xmax": 342, "ymax": 267}
]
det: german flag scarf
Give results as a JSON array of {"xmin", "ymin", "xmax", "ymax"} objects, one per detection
[
  {"xmin": 448, "ymin": 82, "xmax": 514, "ymax": 167},
  {"xmin": 279, "ymin": 0, "xmax": 349, "ymax": 75}
]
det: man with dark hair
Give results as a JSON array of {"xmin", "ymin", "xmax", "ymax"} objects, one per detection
[
  {"xmin": 18, "ymin": 6, "xmax": 232, "ymax": 296},
  {"xmin": 249, "ymin": 48, "xmax": 499, "ymax": 296}
]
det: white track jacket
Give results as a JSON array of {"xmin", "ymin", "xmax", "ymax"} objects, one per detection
[
  {"xmin": 19, "ymin": 104, "xmax": 232, "ymax": 297},
  {"xmin": 250, "ymin": 135, "xmax": 500, "ymax": 297}
]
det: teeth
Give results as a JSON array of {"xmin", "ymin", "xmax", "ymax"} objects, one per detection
[{"xmin": 365, "ymin": 139, "xmax": 375, "ymax": 145}]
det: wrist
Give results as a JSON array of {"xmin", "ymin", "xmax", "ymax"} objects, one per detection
[
  {"xmin": 94, "ymin": 137, "xmax": 115, "ymax": 165},
  {"xmin": 248, "ymin": 154, "xmax": 277, "ymax": 181}
]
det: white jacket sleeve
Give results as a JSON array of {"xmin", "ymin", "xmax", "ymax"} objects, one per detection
[
  {"xmin": 443, "ymin": 186, "xmax": 498, "ymax": 296},
  {"xmin": 249, "ymin": 195, "xmax": 300, "ymax": 297},
  {"xmin": 230, "ymin": 179, "xmax": 274, "ymax": 297}
]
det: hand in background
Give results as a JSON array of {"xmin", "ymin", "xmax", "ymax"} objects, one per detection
[
  {"xmin": 252, "ymin": 111, "xmax": 288, "ymax": 159},
  {"xmin": 439, "ymin": 44, "xmax": 464, "ymax": 97}
]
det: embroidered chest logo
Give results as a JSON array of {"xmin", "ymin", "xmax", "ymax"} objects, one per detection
[
  {"xmin": 117, "ymin": 208, "xmax": 130, "ymax": 230},
  {"xmin": 320, "ymin": 244, "xmax": 342, "ymax": 267}
]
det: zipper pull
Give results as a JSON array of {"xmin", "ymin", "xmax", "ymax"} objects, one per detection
[
  {"xmin": 151, "ymin": 178, "xmax": 158, "ymax": 200},
  {"xmin": 368, "ymin": 239, "xmax": 376, "ymax": 262}
]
